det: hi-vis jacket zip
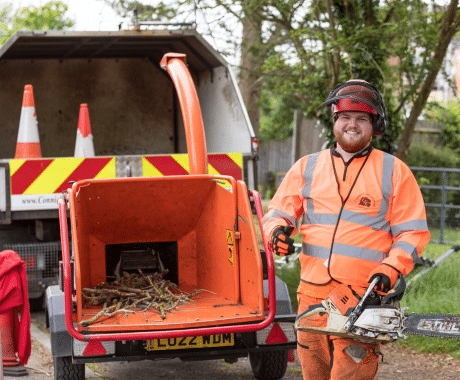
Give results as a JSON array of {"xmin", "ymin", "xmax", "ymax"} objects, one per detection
[{"xmin": 263, "ymin": 146, "xmax": 430, "ymax": 292}]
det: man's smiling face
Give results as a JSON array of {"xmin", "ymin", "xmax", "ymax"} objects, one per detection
[{"xmin": 333, "ymin": 111, "xmax": 373, "ymax": 153}]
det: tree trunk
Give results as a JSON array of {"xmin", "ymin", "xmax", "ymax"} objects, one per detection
[
  {"xmin": 238, "ymin": 15, "xmax": 262, "ymax": 136},
  {"xmin": 396, "ymin": 1, "xmax": 460, "ymax": 161}
]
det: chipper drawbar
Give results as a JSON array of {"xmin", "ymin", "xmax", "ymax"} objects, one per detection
[{"xmin": 47, "ymin": 53, "xmax": 297, "ymax": 380}]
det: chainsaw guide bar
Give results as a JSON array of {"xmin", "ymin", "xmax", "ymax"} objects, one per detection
[
  {"xmin": 403, "ymin": 314, "xmax": 460, "ymax": 339},
  {"xmin": 296, "ymin": 275, "xmax": 460, "ymax": 342}
]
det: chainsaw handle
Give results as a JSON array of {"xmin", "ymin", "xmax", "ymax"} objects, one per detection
[
  {"xmin": 382, "ymin": 274, "xmax": 406, "ymax": 304},
  {"xmin": 343, "ymin": 276, "xmax": 380, "ymax": 331},
  {"xmin": 295, "ymin": 302, "xmax": 328, "ymax": 331}
]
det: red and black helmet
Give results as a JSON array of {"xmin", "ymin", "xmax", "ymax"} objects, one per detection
[{"xmin": 317, "ymin": 80, "xmax": 387, "ymax": 135}]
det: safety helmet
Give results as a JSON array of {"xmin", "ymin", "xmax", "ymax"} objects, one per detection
[{"xmin": 317, "ymin": 80, "xmax": 387, "ymax": 135}]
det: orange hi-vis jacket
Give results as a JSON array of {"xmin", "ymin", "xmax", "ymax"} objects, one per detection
[{"xmin": 263, "ymin": 146, "xmax": 430, "ymax": 296}]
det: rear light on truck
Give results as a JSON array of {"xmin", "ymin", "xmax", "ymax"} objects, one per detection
[
  {"xmin": 24, "ymin": 256, "xmax": 36, "ymax": 270},
  {"xmin": 256, "ymin": 322, "xmax": 296, "ymax": 345},
  {"xmin": 24, "ymin": 255, "xmax": 45, "ymax": 270},
  {"xmin": 73, "ymin": 339, "xmax": 115, "ymax": 357}
]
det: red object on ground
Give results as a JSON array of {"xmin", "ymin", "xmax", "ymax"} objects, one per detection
[
  {"xmin": 0, "ymin": 309, "xmax": 18, "ymax": 366},
  {"xmin": 0, "ymin": 250, "xmax": 31, "ymax": 365}
]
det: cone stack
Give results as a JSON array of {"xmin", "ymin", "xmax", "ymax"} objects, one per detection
[
  {"xmin": 74, "ymin": 103, "xmax": 95, "ymax": 157},
  {"xmin": 14, "ymin": 84, "xmax": 41, "ymax": 159}
]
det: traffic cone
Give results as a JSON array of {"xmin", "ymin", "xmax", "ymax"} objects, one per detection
[
  {"xmin": 14, "ymin": 84, "xmax": 41, "ymax": 159},
  {"xmin": 0, "ymin": 309, "xmax": 19, "ymax": 367},
  {"xmin": 74, "ymin": 103, "xmax": 95, "ymax": 157}
]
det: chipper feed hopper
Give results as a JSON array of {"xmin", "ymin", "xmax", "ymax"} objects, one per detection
[{"xmin": 47, "ymin": 53, "xmax": 297, "ymax": 380}]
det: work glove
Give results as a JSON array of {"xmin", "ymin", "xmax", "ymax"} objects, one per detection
[
  {"xmin": 271, "ymin": 225, "xmax": 295, "ymax": 257},
  {"xmin": 368, "ymin": 273, "xmax": 391, "ymax": 293},
  {"xmin": 368, "ymin": 264, "xmax": 400, "ymax": 293}
]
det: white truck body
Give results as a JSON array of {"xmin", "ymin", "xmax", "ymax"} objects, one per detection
[{"xmin": 0, "ymin": 29, "xmax": 257, "ymax": 301}]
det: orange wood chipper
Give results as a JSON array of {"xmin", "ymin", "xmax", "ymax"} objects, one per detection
[{"xmin": 46, "ymin": 53, "xmax": 297, "ymax": 380}]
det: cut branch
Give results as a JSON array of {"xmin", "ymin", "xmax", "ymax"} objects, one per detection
[{"xmin": 80, "ymin": 270, "xmax": 200, "ymax": 326}]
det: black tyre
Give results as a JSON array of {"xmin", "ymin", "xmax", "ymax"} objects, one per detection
[
  {"xmin": 54, "ymin": 356, "xmax": 85, "ymax": 380},
  {"xmin": 250, "ymin": 350, "xmax": 288, "ymax": 380}
]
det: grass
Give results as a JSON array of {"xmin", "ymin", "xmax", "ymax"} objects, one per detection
[
  {"xmin": 287, "ymin": 368, "xmax": 303, "ymax": 373},
  {"xmin": 253, "ymin": 206, "xmax": 460, "ymax": 357},
  {"xmin": 427, "ymin": 226, "xmax": 460, "ymax": 245},
  {"xmin": 31, "ymin": 319, "xmax": 50, "ymax": 335},
  {"xmin": 397, "ymin": 231, "xmax": 460, "ymax": 357}
]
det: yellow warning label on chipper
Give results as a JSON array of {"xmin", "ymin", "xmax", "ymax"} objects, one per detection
[{"xmin": 227, "ymin": 229, "xmax": 235, "ymax": 265}]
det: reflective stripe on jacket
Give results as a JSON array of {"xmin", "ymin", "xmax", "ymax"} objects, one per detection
[{"xmin": 263, "ymin": 147, "xmax": 430, "ymax": 290}]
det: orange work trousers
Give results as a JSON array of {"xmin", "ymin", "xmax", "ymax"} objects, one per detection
[{"xmin": 297, "ymin": 294, "xmax": 380, "ymax": 380}]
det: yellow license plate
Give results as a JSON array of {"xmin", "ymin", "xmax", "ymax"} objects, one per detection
[{"xmin": 146, "ymin": 333, "xmax": 234, "ymax": 351}]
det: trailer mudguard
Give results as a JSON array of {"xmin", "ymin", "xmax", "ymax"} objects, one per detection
[
  {"xmin": 263, "ymin": 276, "xmax": 295, "ymax": 320},
  {"xmin": 46, "ymin": 285, "xmax": 72, "ymax": 357}
]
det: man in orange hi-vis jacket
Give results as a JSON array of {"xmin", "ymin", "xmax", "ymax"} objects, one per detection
[{"xmin": 263, "ymin": 80, "xmax": 430, "ymax": 380}]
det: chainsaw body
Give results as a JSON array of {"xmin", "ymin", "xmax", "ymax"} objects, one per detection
[
  {"xmin": 295, "ymin": 279, "xmax": 408, "ymax": 344},
  {"xmin": 296, "ymin": 263, "xmax": 460, "ymax": 342}
]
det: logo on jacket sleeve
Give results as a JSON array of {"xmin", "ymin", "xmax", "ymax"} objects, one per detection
[{"xmin": 355, "ymin": 194, "xmax": 375, "ymax": 208}]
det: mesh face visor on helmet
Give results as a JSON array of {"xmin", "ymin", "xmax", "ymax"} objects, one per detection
[{"xmin": 317, "ymin": 80, "xmax": 386, "ymax": 135}]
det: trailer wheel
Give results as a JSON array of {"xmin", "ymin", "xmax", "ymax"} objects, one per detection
[
  {"xmin": 249, "ymin": 350, "xmax": 288, "ymax": 380},
  {"xmin": 54, "ymin": 356, "xmax": 85, "ymax": 380}
]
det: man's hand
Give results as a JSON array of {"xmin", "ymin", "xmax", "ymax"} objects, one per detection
[
  {"xmin": 271, "ymin": 226, "xmax": 295, "ymax": 257},
  {"xmin": 368, "ymin": 264, "xmax": 400, "ymax": 293},
  {"xmin": 368, "ymin": 273, "xmax": 391, "ymax": 293}
]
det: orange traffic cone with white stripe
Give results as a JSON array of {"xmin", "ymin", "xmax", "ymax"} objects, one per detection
[
  {"xmin": 74, "ymin": 104, "xmax": 95, "ymax": 157},
  {"xmin": 14, "ymin": 84, "xmax": 41, "ymax": 159}
]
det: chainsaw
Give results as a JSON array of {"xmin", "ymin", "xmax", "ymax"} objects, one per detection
[{"xmin": 295, "ymin": 275, "xmax": 460, "ymax": 344}]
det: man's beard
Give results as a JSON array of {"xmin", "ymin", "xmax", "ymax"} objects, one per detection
[{"xmin": 335, "ymin": 130, "xmax": 371, "ymax": 153}]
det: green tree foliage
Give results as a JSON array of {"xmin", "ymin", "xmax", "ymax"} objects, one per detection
[
  {"xmin": 104, "ymin": 0, "xmax": 177, "ymax": 22},
  {"xmin": 426, "ymin": 100, "xmax": 460, "ymax": 152},
  {"xmin": 395, "ymin": 1, "xmax": 460, "ymax": 160},
  {"xmin": 256, "ymin": 1, "xmax": 459, "ymax": 156},
  {"xmin": 102, "ymin": 0, "xmax": 460, "ymax": 157},
  {"xmin": 416, "ymin": 101, "xmax": 460, "ymax": 228},
  {"xmin": 0, "ymin": 1, "xmax": 74, "ymax": 45},
  {"xmin": 259, "ymin": 90, "xmax": 302, "ymax": 142}
]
